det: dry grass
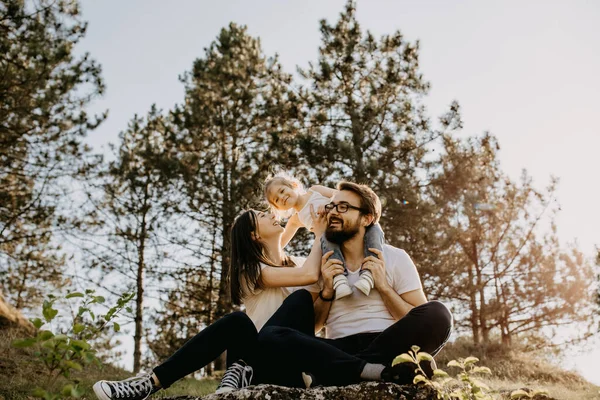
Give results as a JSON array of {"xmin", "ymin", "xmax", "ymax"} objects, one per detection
[{"xmin": 435, "ymin": 337, "xmax": 599, "ymax": 400}]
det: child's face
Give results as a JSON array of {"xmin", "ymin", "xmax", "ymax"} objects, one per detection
[{"xmin": 268, "ymin": 183, "xmax": 298, "ymax": 211}]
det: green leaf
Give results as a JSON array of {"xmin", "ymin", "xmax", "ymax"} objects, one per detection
[
  {"xmin": 413, "ymin": 374, "xmax": 428, "ymax": 385},
  {"xmin": 510, "ymin": 389, "xmax": 531, "ymax": 399},
  {"xmin": 32, "ymin": 388, "xmax": 47, "ymax": 398},
  {"xmin": 113, "ymin": 322, "xmax": 120, "ymax": 332},
  {"xmin": 105, "ymin": 307, "xmax": 117, "ymax": 320},
  {"xmin": 410, "ymin": 345, "xmax": 421, "ymax": 353},
  {"xmin": 73, "ymin": 323, "xmax": 85, "ymax": 334},
  {"xmin": 83, "ymin": 350, "xmax": 97, "ymax": 364},
  {"xmin": 53, "ymin": 334, "xmax": 68, "ymax": 342},
  {"xmin": 89, "ymin": 310, "xmax": 95, "ymax": 320},
  {"xmin": 126, "ymin": 307, "xmax": 133, "ymax": 313},
  {"xmin": 64, "ymin": 360, "xmax": 83, "ymax": 371},
  {"xmin": 447, "ymin": 360, "xmax": 461, "ymax": 368},
  {"xmin": 70, "ymin": 339, "xmax": 91, "ymax": 350},
  {"xmin": 37, "ymin": 330, "xmax": 54, "ymax": 341},
  {"xmin": 12, "ymin": 338, "xmax": 37, "ymax": 348},
  {"xmin": 93, "ymin": 296, "xmax": 106, "ymax": 304},
  {"xmin": 417, "ymin": 352, "xmax": 433, "ymax": 362},
  {"xmin": 66, "ymin": 292, "xmax": 84, "ymax": 299},
  {"xmin": 30, "ymin": 318, "xmax": 44, "ymax": 329},
  {"xmin": 62, "ymin": 384, "xmax": 74, "ymax": 396},
  {"xmin": 464, "ymin": 356, "xmax": 479, "ymax": 366},
  {"xmin": 392, "ymin": 353, "xmax": 415, "ymax": 366},
  {"xmin": 42, "ymin": 301, "xmax": 58, "ymax": 323},
  {"xmin": 471, "ymin": 366, "xmax": 492, "ymax": 374},
  {"xmin": 433, "ymin": 369, "xmax": 449, "ymax": 378},
  {"xmin": 71, "ymin": 385, "xmax": 85, "ymax": 398}
]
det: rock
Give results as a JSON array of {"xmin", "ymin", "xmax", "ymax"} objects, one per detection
[{"xmin": 169, "ymin": 382, "xmax": 439, "ymax": 400}]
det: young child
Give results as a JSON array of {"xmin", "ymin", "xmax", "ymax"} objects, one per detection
[{"xmin": 264, "ymin": 173, "xmax": 385, "ymax": 298}]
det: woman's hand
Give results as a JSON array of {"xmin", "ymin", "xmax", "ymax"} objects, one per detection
[{"xmin": 310, "ymin": 204, "xmax": 327, "ymax": 237}]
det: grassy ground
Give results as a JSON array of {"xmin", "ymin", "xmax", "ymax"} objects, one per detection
[
  {"xmin": 0, "ymin": 328, "xmax": 219, "ymax": 400},
  {"xmin": 2, "ymin": 328, "xmax": 598, "ymax": 400}
]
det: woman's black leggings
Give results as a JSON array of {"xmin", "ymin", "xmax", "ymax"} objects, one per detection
[{"xmin": 152, "ymin": 289, "xmax": 315, "ymax": 388}]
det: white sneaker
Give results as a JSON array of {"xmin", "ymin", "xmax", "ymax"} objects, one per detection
[
  {"xmin": 333, "ymin": 274, "xmax": 352, "ymax": 299},
  {"xmin": 354, "ymin": 270, "xmax": 374, "ymax": 296}
]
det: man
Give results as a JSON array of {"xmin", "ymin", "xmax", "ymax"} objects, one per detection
[{"xmin": 259, "ymin": 181, "xmax": 453, "ymax": 386}]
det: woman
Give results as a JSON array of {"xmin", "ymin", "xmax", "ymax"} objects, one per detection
[{"xmin": 92, "ymin": 208, "xmax": 326, "ymax": 400}]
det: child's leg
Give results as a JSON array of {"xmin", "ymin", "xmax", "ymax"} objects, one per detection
[
  {"xmin": 364, "ymin": 223, "xmax": 385, "ymax": 259},
  {"xmin": 355, "ymin": 224, "xmax": 385, "ymax": 296},
  {"xmin": 321, "ymin": 237, "xmax": 352, "ymax": 299},
  {"xmin": 320, "ymin": 236, "xmax": 346, "ymax": 274}
]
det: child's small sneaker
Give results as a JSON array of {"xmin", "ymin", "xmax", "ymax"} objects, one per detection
[
  {"xmin": 354, "ymin": 270, "xmax": 374, "ymax": 296},
  {"xmin": 333, "ymin": 274, "xmax": 352, "ymax": 299},
  {"xmin": 215, "ymin": 360, "xmax": 253, "ymax": 394}
]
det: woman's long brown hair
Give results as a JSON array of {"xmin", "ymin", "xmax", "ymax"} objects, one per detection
[{"xmin": 229, "ymin": 210, "xmax": 294, "ymax": 305}]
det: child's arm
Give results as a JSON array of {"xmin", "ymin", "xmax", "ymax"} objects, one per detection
[
  {"xmin": 280, "ymin": 213, "xmax": 302, "ymax": 249},
  {"xmin": 309, "ymin": 185, "xmax": 338, "ymax": 199}
]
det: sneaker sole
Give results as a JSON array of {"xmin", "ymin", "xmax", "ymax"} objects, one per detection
[
  {"xmin": 354, "ymin": 280, "xmax": 371, "ymax": 296},
  {"xmin": 214, "ymin": 387, "xmax": 236, "ymax": 394},
  {"xmin": 92, "ymin": 382, "xmax": 112, "ymax": 400},
  {"xmin": 335, "ymin": 285, "xmax": 352, "ymax": 299}
]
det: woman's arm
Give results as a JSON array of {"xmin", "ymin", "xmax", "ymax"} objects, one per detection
[
  {"xmin": 309, "ymin": 185, "xmax": 338, "ymax": 198},
  {"xmin": 262, "ymin": 205, "xmax": 327, "ymax": 288},
  {"xmin": 261, "ymin": 234, "xmax": 322, "ymax": 287},
  {"xmin": 280, "ymin": 213, "xmax": 302, "ymax": 249}
]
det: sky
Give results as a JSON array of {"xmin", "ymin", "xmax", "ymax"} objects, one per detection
[{"xmin": 77, "ymin": 0, "xmax": 599, "ymax": 385}]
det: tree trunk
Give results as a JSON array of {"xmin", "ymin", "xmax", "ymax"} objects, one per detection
[
  {"xmin": 467, "ymin": 264, "xmax": 480, "ymax": 344},
  {"xmin": 133, "ymin": 212, "xmax": 148, "ymax": 373}
]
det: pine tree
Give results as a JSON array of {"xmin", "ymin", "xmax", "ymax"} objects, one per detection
[
  {"xmin": 77, "ymin": 106, "xmax": 179, "ymax": 372},
  {"xmin": 295, "ymin": 0, "xmax": 461, "ymax": 268},
  {"xmin": 429, "ymin": 133, "xmax": 595, "ymax": 345},
  {"xmin": 0, "ymin": 0, "xmax": 105, "ymax": 307},
  {"xmin": 172, "ymin": 23, "xmax": 300, "ymax": 317}
]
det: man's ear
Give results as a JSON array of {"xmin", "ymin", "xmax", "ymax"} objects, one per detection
[{"xmin": 362, "ymin": 214, "xmax": 375, "ymax": 227}]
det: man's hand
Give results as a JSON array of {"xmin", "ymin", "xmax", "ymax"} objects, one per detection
[
  {"xmin": 361, "ymin": 248, "xmax": 391, "ymax": 291},
  {"xmin": 321, "ymin": 250, "xmax": 344, "ymax": 298}
]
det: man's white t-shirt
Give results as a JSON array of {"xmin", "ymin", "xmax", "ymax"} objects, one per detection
[
  {"xmin": 297, "ymin": 190, "xmax": 331, "ymax": 231},
  {"xmin": 243, "ymin": 256, "xmax": 320, "ymax": 331},
  {"xmin": 324, "ymin": 245, "xmax": 423, "ymax": 339}
]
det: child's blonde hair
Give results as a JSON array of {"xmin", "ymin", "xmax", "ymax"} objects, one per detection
[{"xmin": 264, "ymin": 172, "xmax": 305, "ymax": 217}]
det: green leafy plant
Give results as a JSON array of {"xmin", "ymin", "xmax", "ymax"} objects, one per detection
[
  {"xmin": 12, "ymin": 290, "xmax": 134, "ymax": 399},
  {"xmin": 393, "ymin": 346, "xmax": 551, "ymax": 400},
  {"xmin": 392, "ymin": 346, "xmax": 494, "ymax": 400}
]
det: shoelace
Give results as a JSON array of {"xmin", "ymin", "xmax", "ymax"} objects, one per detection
[
  {"xmin": 111, "ymin": 374, "xmax": 153, "ymax": 399},
  {"xmin": 219, "ymin": 362, "xmax": 253, "ymax": 390}
]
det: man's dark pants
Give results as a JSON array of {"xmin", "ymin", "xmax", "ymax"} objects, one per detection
[{"xmin": 258, "ymin": 289, "xmax": 453, "ymax": 387}]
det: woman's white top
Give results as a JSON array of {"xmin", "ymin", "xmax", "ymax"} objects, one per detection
[
  {"xmin": 243, "ymin": 256, "xmax": 320, "ymax": 331},
  {"xmin": 297, "ymin": 190, "xmax": 332, "ymax": 230}
]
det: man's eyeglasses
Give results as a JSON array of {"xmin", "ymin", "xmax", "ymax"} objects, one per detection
[{"xmin": 324, "ymin": 203, "xmax": 367, "ymax": 214}]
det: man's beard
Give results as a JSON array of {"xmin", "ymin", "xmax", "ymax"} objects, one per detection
[{"xmin": 325, "ymin": 217, "xmax": 361, "ymax": 244}]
